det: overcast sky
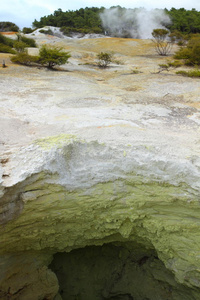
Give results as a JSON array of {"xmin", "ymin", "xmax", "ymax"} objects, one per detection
[{"xmin": 1, "ymin": 0, "xmax": 200, "ymax": 29}]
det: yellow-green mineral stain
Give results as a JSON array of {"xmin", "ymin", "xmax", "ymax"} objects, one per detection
[
  {"xmin": 34, "ymin": 134, "xmax": 77, "ymax": 150},
  {"xmin": 0, "ymin": 175, "xmax": 199, "ymax": 260},
  {"xmin": 1, "ymin": 172, "xmax": 200, "ymax": 298}
]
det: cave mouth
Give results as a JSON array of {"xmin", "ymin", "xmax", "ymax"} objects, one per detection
[{"xmin": 49, "ymin": 242, "xmax": 192, "ymax": 300}]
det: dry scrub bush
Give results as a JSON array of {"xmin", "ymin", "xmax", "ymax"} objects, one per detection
[
  {"xmin": 97, "ymin": 52, "xmax": 113, "ymax": 68},
  {"xmin": 152, "ymin": 29, "xmax": 173, "ymax": 56}
]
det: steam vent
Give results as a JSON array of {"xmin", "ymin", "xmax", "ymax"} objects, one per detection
[{"xmin": 1, "ymin": 36, "xmax": 200, "ymax": 300}]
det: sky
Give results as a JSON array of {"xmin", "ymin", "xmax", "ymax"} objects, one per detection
[{"xmin": 1, "ymin": 0, "xmax": 200, "ymax": 29}]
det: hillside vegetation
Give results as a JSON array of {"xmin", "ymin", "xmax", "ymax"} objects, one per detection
[
  {"xmin": 32, "ymin": 7, "xmax": 200, "ymax": 36},
  {"xmin": 33, "ymin": 7, "xmax": 104, "ymax": 34}
]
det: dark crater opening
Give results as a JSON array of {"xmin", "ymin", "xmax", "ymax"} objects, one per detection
[{"xmin": 49, "ymin": 242, "xmax": 194, "ymax": 300}]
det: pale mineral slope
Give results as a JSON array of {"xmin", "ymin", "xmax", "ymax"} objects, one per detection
[{"xmin": 0, "ymin": 37, "xmax": 200, "ymax": 299}]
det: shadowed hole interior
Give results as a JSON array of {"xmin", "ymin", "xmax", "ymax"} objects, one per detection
[{"xmin": 49, "ymin": 242, "xmax": 194, "ymax": 300}]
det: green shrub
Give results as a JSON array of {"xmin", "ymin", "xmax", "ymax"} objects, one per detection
[
  {"xmin": 22, "ymin": 27, "xmax": 34, "ymax": 34},
  {"xmin": 157, "ymin": 61, "xmax": 182, "ymax": 73},
  {"xmin": 0, "ymin": 43, "xmax": 15, "ymax": 54},
  {"xmin": 4, "ymin": 37, "xmax": 14, "ymax": 47},
  {"xmin": 176, "ymin": 69, "xmax": 200, "ymax": 77},
  {"xmin": 39, "ymin": 45, "xmax": 71, "ymax": 69},
  {"xmin": 167, "ymin": 60, "xmax": 183, "ymax": 68},
  {"xmin": 20, "ymin": 36, "xmax": 36, "ymax": 47},
  {"xmin": 16, "ymin": 34, "xmax": 36, "ymax": 47},
  {"xmin": 11, "ymin": 45, "xmax": 71, "ymax": 69},
  {"xmin": 174, "ymin": 47, "xmax": 192, "ymax": 59},
  {"xmin": 0, "ymin": 34, "xmax": 6, "ymax": 44},
  {"xmin": 0, "ymin": 33, "xmax": 14, "ymax": 47},
  {"xmin": 39, "ymin": 29, "xmax": 53, "ymax": 35},
  {"xmin": 177, "ymin": 40, "xmax": 186, "ymax": 46},
  {"xmin": 97, "ymin": 52, "xmax": 113, "ymax": 68},
  {"xmin": 0, "ymin": 33, "xmax": 15, "ymax": 53},
  {"xmin": 174, "ymin": 37, "xmax": 200, "ymax": 65},
  {"xmin": 13, "ymin": 41, "xmax": 28, "ymax": 52},
  {"xmin": 158, "ymin": 64, "xmax": 170, "ymax": 71},
  {"xmin": 11, "ymin": 52, "xmax": 39, "ymax": 66}
]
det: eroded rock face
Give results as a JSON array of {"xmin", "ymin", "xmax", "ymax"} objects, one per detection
[{"xmin": 0, "ymin": 252, "xmax": 59, "ymax": 300}]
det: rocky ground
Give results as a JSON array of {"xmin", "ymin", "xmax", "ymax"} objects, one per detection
[
  {"xmin": 1, "ymin": 36, "xmax": 200, "ymax": 158},
  {"xmin": 0, "ymin": 34, "xmax": 200, "ymax": 299}
]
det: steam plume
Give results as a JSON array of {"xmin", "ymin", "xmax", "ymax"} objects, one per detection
[{"xmin": 100, "ymin": 7, "xmax": 171, "ymax": 39}]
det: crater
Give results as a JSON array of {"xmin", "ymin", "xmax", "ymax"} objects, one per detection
[{"xmin": 50, "ymin": 242, "xmax": 194, "ymax": 300}]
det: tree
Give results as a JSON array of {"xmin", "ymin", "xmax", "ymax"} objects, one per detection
[
  {"xmin": 166, "ymin": 8, "xmax": 200, "ymax": 34},
  {"xmin": 152, "ymin": 29, "xmax": 173, "ymax": 56},
  {"xmin": 97, "ymin": 52, "xmax": 113, "ymax": 68},
  {"xmin": 39, "ymin": 45, "xmax": 71, "ymax": 69},
  {"xmin": 32, "ymin": 7, "xmax": 104, "ymax": 34}
]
